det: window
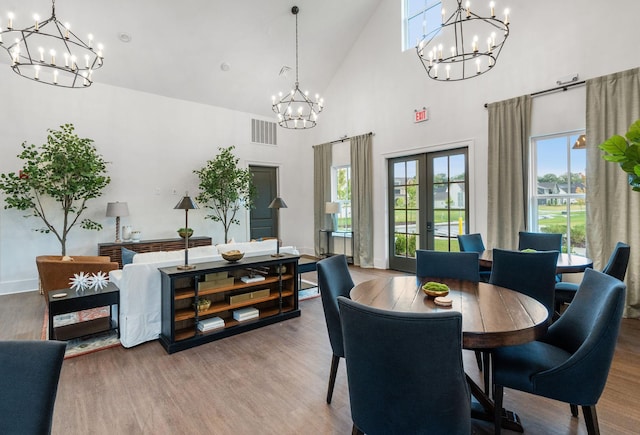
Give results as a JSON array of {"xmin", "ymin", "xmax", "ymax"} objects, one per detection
[
  {"xmin": 530, "ymin": 132, "xmax": 586, "ymax": 254},
  {"xmin": 403, "ymin": 0, "xmax": 442, "ymax": 51},
  {"xmin": 333, "ymin": 165, "xmax": 351, "ymax": 231}
]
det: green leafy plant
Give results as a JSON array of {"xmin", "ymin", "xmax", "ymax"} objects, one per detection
[
  {"xmin": 194, "ymin": 146, "xmax": 256, "ymax": 243},
  {"xmin": 0, "ymin": 124, "xmax": 110, "ymax": 255},
  {"xmin": 599, "ymin": 119, "xmax": 640, "ymax": 191}
]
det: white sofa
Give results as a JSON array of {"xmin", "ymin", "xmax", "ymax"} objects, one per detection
[{"xmin": 109, "ymin": 239, "xmax": 298, "ymax": 348}]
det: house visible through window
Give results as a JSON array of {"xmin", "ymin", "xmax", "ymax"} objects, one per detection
[
  {"xmin": 530, "ymin": 132, "xmax": 586, "ymax": 254},
  {"xmin": 403, "ymin": 0, "xmax": 442, "ymax": 51},
  {"xmin": 333, "ymin": 165, "xmax": 351, "ymax": 231}
]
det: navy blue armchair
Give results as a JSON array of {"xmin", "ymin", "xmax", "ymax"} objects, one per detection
[
  {"xmin": 316, "ymin": 254, "xmax": 354, "ymax": 404},
  {"xmin": 338, "ymin": 296, "xmax": 470, "ymax": 435},
  {"xmin": 0, "ymin": 340, "xmax": 66, "ymax": 434},
  {"xmin": 555, "ymin": 242, "xmax": 630, "ymax": 316},
  {"xmin": 489, "ymin": 248, "xmax": 559, "ymax": 318},
  {"xmin": 457, "ymin": 233, "xmax": 491, "ymax": 281},
  {"xmin": 518, "ymin": 231, "xmax": 562, "ymax": 251},
  {"xmin": 492, "ymin": 268, "xmax": 626, "ymax": 435},
  {"xmin": 416, "ymin": 249, "xmax": 480, "ymax": 282}
]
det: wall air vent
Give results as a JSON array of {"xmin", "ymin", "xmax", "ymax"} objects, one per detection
[{"xmin": 251, "ymin": 119, "xmax": 277, "ymax": 145}]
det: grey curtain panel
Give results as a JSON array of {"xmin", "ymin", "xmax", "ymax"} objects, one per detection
[
  {"xmin": 586, "ymin": 67, "xmax": 640, "ymax": 318},
  {"xmin": 313, "ymin": 143, "xmax": 332, "ymax": 257},
  {"xmin": 350, "ymin": 134, "xmax": 374, "ymax": 268},
  {"xmin": 487, "ymin": 95, "xmax": 532, "ymax": 250}
]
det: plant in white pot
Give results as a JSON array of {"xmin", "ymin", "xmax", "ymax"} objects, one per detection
[
  {"xmin": 0, "ymin": 124, "xmax": 110, "ymax": 255},
  {"xmin": 599, "ymin": 119, "xmax": 640, "ymax": 191}
]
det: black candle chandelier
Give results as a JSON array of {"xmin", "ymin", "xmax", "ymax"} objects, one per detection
[
  {"xmin": 271, "ymin": 6, "xmax": 324, "ymax": 129},
  {"xmin": 0, "ymin": 0, "xmax": 104, "ymax": 88},
  {"xmin": 416, "ymin": 1, "xmax": 510, "ymax": 81}
]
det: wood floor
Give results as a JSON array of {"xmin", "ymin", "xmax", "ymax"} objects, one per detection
[{"xmin": 2, "ymin": 266, "xmax": 639, "ymax": 434}]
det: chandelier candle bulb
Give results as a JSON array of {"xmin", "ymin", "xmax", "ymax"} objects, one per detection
[
  {"xmin": 446, "ymin": 64, "xmax": 451, "ymax": 80},
  {"xmin": 504, "ymin": 9, "xmax": 509, "ymax": 25},
  {"xmin": 34, "ymin": 65, "xmax": 40, "ymax": 80},
  {"xmin": 53, "ymin": 69, "xmax": 58, "ymax": 84},
  {"xmin": 490, "ymin": 1, "xmax": 495, "ymax": 17},
  {"xmin": 476, "ymin": 58, "xmax": 481, "ymax": 73},
  {"xmin": 7, "ymin": 12, "xmax": 13, "ymax": 30},
  {"xmin": 442, "ymin": 8, "xmax": 446, "ymax": 24},
  {"xmin": 64, "ymin": 23, "xmax": 70, "ymax": 39},
  {"xmin": 63, "ymin": 52, "xmax": 69, "ymax": 67},
  {"xmin": 49, "ymin": 50, "xmax": 55, "ymax": 65},
  {"xmin": 88, "ymin": 34, "xmax": 93, "ymax": 48},
  {"xmin": 466, "ymin": 1, "xmax": 471, "ymax": 18},
  {"xmin": 39, "ymin": 47, "xmax": 44, "ymax": 62},
  {"xmin": 34, "ymin": 14, "xmax": 39, "ymax": 31}
]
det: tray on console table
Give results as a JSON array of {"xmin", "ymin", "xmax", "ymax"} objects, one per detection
[
  {"xmin": 159, "ymin": 253, "xmax": 300, "ymax": 354},
  {"xmin": 98, "ymin": 236, "xmax": 212, "ymax": 268}
]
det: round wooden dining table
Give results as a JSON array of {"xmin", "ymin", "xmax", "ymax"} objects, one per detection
[
  {"xmin": 478, "ymin": 250, "xmax": 593, "ymax": 274},
  {"xmin": 350, "ymin": 275, "xmax": 549, "ymax": 350}
]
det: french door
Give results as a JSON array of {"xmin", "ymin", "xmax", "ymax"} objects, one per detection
[{"xmin": 388, "ymin": 148, "xmax": 469, "ymax": 273}]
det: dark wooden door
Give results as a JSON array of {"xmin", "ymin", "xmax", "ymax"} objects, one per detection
[{"xmin": 249, "ymin": 166, "xmax": 278, "ymax": 240}]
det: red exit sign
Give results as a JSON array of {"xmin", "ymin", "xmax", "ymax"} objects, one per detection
[{"xmin": 415, "ymin": 108, "xmax": 428, "ymax": 123}]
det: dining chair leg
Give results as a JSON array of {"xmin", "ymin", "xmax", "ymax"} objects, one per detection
[
  {"xmin": 482, "ymin": 352, "xmax": 492, "ymax": 395},
  {"xmin": 352, "ymin": 424, "xmax": 364, "ymax": 435},
  {"xmin": 493, "ymin": 384, "xmax": 504, "ymax": 435},
  {"xmin": 570, "ymin": 403, "xmax": 579, "ymax": 417},
  {"xmin": 582, "ymin": 405, "xmax": 600, "ymax": 435},
  {"xmin": 327, "ymin": 354, "xmax": 341, "ymax": 404},
  {"xmin": 474, "ymin": 350, "xmax": 483, "ymax": 370}
]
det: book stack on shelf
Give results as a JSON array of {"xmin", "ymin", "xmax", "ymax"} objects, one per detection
[
  {"xmin": 197, "ymin": 317, "xmax": 225, "ymax": 332},
  {"xmin": 233, "ymin": 307, "xmax": 259, "ymax": 322},
  {"xmin": 240, "ymin": 275, "xmax": 266, "ymax": 284}
]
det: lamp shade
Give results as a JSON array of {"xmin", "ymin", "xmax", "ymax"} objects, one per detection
[
  {"xmin": 174, "ymin": 195, "xmax": 199, "ymax": 210},
  {"xmin": 268, "ymin": 197, "xmax": 288, "ymax": 209},
  {"xmin": 106, "ymin": 202, "xmax": 129, "ymax": 217},
  {"xmin": 325, "ymin": 202, "xmax": 340, "ymax": 214}
]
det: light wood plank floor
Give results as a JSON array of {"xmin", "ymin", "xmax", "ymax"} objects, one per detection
[{"xmin": 1, "ymin": 266, "xmax": 639, "ymax": 434}]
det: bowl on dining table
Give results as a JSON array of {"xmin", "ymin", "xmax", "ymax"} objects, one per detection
[{"xmin": 422, "ymin": 281, "xmax": 450, "ymax": 297}]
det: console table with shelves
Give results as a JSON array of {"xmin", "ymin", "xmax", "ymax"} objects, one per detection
[
  {"xmin": 318, "ymin": 229, "xmax": 353, "ymax": 263},
  {"xmin": 98, "ymin": 236, "xmax": 212, "ymax": 268},
  {"xmin": 159, "ymin": 254, "xmax": 300, "ymax": 353}
]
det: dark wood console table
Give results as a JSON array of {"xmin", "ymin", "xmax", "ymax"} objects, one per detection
[
  {"xmin": 159, "ymin": 254, "xmax": 300, "ymax": 353},
  {"xmin": 98, "ymin": 236, "xmax": 212, "ymax": 268}
]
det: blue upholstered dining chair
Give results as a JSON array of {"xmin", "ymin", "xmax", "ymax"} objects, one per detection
[
  {"xmin": 492, "ymin": 269, "xmax": 626, "ymax": 435},
  {"xmin": 489, "ymin": 248, "xmax": 559, "ymax": 318},
  {"xmin": 0, "ymin": 340, "xmax": 66, "ymax": 434},
  {"xmin": 316, "ymin": 254, "xmax": 355, "ymax": 404},
  {"xmin": 457, "ymin": 233, "xmax": 491, "ymax": 281},
  {"xmin": 338, "ymin": 296, "xmax": 471, "ymax": 435},
  {"xmin": 555, "ymin": 242, "xmax": 630, "ymax": 317},
  {"xmin": 416, "ymin": 249, "xmax": 480, "ymax": 282},
  {"xmin": 518, "ymin": 231, "xmax": 562, "ymax": 251}
]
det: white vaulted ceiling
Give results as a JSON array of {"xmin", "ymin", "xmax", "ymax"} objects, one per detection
[{"xmin": 0, "ymin": 0, "xmax": 383, "ymax": 117}]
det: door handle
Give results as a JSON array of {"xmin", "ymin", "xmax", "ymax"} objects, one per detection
[{"xmin": 426, "ymin": 222, "xmax": 434, "ymax": 232}]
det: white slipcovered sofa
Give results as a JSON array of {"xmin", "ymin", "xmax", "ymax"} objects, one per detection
[{"xmin": 109, "ymin": 239, "xmax": 298, "ymax": 348}]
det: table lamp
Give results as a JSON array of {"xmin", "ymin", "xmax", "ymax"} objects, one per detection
[
  {"xmin": 174, "ymin": 193, "xmax": 199, "ymax": 270},
  {"xmin": 325, "ymin": 202, "xmax": 340, "ymax": 231},
  {"xmin": 268, "ymin": 197, "xmax": 288, "ymax": 257},
  {"xmin": 106, "ymin": 202, "xmax": 130, "ymax": 243}
]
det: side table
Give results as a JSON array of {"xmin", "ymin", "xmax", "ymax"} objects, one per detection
[
  {"xmin": 318, "ymin": 229, "xmax": 354, "ymax": 263},
  {"xmin": 47, "ymin": 282, "xmax": 120, "ymax": 341}
]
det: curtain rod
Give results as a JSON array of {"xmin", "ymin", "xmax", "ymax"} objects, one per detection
[
  {"xmin": 484, "ymin": 80, "xmax": 586, "ymax": 108},
  {"xmin": 328, "ymin": 131, "xmax": 374, "ymax": 145}
]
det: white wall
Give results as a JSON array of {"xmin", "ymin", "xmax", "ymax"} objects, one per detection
[
  {"xmin": 1, "ymin": 0, "xmax": 639, "ymax": 293},
  {"xmin": 0, "ymin": 67, "xmax": 303, "ymax": 294},
  {"xmin": 311, "ymin": 0, "xmax": 640, "ymax": 268}
]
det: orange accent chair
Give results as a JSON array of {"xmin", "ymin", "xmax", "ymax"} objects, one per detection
[{"xmin": 36, "ymin": 256, "xmax": 119, "ymax": 294}]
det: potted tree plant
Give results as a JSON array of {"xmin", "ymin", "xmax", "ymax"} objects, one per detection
[
  {"xmin": 0, "ymin": 124, "xmax": 110, "ymax": 255},
  {"xmin": 194, "ymin": 146, "xmax": 255, "ymax": 243},
  {"xmin": 599, "ymin": 119, "xmax": 640, "ymax": 191}
]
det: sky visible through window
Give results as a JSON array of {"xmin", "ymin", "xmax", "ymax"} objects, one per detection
[{"xmin": 536, "ymin": 134, "xmax": 586, "ymax": 180}]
